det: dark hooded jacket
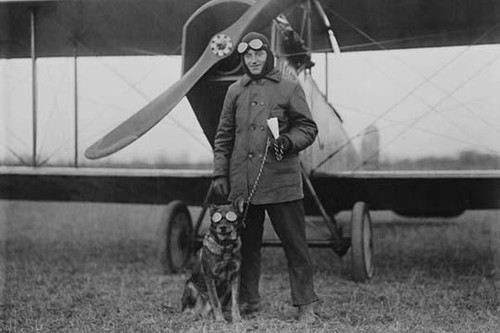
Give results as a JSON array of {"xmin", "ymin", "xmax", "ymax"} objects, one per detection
[{"xmin": 213, "ymin": 66, "xmax": 318, "ymax": 205}]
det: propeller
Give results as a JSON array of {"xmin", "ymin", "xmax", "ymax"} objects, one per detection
[{"xmin": 85, "ymin": 0, "xmax": 295, "ymax": 160}]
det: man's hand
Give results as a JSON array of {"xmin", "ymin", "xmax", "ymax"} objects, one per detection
[
  {"xmin": 275, "ymin": 136, "xmax": 291, "ymax": 153},
  {"xmin": 213, "ymin": 176, "xmax": 229, "ymax": 199}
]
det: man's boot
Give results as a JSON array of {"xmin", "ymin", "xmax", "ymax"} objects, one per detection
[
  {"xmin": 240, "ymin": 301, "xmax": 260, "ymax": 315},
  {"xmin": 297, "ymin": 302, "xmax": 318, "ymax": 324}
]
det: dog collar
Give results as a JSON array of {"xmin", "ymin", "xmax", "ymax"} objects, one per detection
[{"xmin": 203, "ymin": 233, "xmax": 241, "ymax": 255}]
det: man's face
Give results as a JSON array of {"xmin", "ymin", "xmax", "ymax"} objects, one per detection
[{"xmin": 243, "ymin": 49, "xmax": 267, "ymax": 76}]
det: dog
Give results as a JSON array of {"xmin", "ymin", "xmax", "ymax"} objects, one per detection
[{"xmin": 181, "ymin": 203, "xmax": 243, "ymax": 322}]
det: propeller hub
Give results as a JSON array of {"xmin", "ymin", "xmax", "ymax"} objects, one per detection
[{"xmin": 210, "ymin": 34, "xmax": 233, "ymax": 57}]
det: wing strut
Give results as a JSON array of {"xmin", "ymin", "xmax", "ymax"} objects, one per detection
[{"xmin": 312, "ymin": 0, "xmax": 341, "ymax": 53}]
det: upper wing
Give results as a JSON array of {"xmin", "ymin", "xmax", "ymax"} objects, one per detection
[
  {"xmin": 0, "ymin": 166, "xmax": 213, "ymax": 205},
  {"xmin": 0, "ymin": 0, "xmax": 207, "ymax": 58},
  {"xmin": 304, "ymin": 0, "xmax": 500, "ymax": 52},
  {"xmin": 308, "ymin": 170, "xmax": 500, "ymax": 217},
  {"xmin": 2, "ymin": 0, "xmax": 500, "ymax": 59}
]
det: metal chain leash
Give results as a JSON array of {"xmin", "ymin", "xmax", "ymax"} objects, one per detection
[
  {"xmin": 241, "ymin": 137, "xmax": 271, "ymax": 228},
  {"xmin": 273, "ymin": 139, "xmax": 284, "ymax": 161}
]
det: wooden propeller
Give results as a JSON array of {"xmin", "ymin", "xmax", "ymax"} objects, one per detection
[{"xmin": 85, "ymin": 0, "xmax": 293, "ymax": 159}]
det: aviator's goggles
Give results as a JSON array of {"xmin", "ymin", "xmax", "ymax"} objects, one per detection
[
  {"xmin": 237, "ymin": 38, "xmax": 265, "ymax": 54},
  {"xmin": 211, "ymin": 211, "xmax": 238, "ymax": 223}
]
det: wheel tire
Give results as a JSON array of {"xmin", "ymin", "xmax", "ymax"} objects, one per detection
[
  {"xmin": 350, "ymin": 201, "xmax": 374, "ymax": 282},
  {"xmin": 158, "ymin": 200, "xmax": 193, "ymax": 274}
]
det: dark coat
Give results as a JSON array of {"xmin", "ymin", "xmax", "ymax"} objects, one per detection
[{"xmin": 213, "ymin": 68, "xmax": 318, "ymax": 205}]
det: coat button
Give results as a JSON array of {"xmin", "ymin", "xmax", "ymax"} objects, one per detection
[
  {"xmin": 248, "ymin": 153, "xmax": 254, "ymax": 158},
  {"xmin": 259, "ymin": 126, "xmax": 265, "ymax": 131},
  {"xmin": 251, "ymin": 101, "xmax": 257, "ymax": 107},
  {"xmin": 250, "ymin": 124, "xmax": 256, "ymax": 130}
]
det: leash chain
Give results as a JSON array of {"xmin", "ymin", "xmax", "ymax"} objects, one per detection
[
  {"xmin": 273, "ymin": 139, "xmax": 284, "ymax": 161},
  {"xmin": 241, "ymin": 137, "xmax": 271, "ymax": 228}
]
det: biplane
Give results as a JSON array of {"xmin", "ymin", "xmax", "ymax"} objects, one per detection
[{"xmin": 1, "ymin": 0, "xmax": 500, "ymax": 282}]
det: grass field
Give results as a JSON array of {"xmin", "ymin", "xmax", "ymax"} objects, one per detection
[{"xmin": 1, "ymin": 201, "xmax": 500, "ymax": 332}]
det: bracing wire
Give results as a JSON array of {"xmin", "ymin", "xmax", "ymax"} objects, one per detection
[
  {"xmin": 71, "ymin": 40, "xmax": 211, "ymax": 153},
  {"xmin": 37, "ymin": 58, "xmax": 72, "ymax": 161},
  {"xmin": 1, "ymin": 60, "xmax": 36, "ymax": 156},
  {"xmin": 327, "ymin": 3, "xmax": 500, "ymax": 142},
  {"xmin": 347, "ymin": 47, "xmax": 500, "ymax": 151},
  {"xmin": 90, "ymin": 55, "xmax": 212, "ymax": 153},
  {"xmin": 334, "ymin": 102, "xmax": 500, "ymax": 155},
  {"xmin": 0, "ymin": 141, "xmax": 29, "ymax": 165},
  {"xmin": 33, "ymin": 17, "xmax": 212, "ymax": 165},
  {"xmin": 311, "ymin": 6, "xmax": 500, "ymax": 174},
  {"xmin": 353, "ymin": 50, "xmax": 500, "ymax": 171}
]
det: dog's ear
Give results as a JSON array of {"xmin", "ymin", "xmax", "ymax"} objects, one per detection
[{"xmin": 208, "ymin": 204, "xmax": 217, "ymax": 214}]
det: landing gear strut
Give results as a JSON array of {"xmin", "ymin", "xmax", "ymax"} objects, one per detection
[{"xmin": 301, "ymin": 168, "xmax": 374, "ymax": 282}]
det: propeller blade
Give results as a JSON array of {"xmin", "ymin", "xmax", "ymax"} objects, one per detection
[
  {"xmin": 85, "ymin": 0, "xmax": 295, "ymax": 160},
  {"xmin": 85, "ymin": 46, "xmax": 220, "ymax": 159}
]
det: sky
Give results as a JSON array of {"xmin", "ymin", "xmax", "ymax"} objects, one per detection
[
  {"xmin": 314, "ymin": 45, "xmax": 500, "ymax": 160},
  {"xmin": 1, "ymin": 44, "xmax": 500, "ymax": 167}
]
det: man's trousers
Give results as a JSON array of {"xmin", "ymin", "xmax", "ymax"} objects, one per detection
[{"xmin": 239, "ymin": 199, "xmax": 319, "ymax": 307}]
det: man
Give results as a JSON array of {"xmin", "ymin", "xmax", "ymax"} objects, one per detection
[{"xmin": 212, "ymin": 31, "xmax": 319, "ymax": 323}]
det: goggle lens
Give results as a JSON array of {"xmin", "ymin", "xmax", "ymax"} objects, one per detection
[
  {"xmin": 225, "ymin": 211, "xmax": 238, "ymax": 222},
  {"xmin": 210, "ymin": 211, "xmax": 238, "ymax": 222},
  {"xmin": 211, "ymin": 212, "xmax": 222, "ymax": 223},
  {"xmin": 237, "ymin": 38, "xmax": 264, "ymax": 54}
]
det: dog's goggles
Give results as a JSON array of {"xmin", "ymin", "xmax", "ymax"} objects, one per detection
[
  {"xmin": 237, "ymin": 38, "xmax": 264, "ymax": 54},
  {"xmin": 211, "ymin": 211, "xmax": 238, "ymax": 223}
]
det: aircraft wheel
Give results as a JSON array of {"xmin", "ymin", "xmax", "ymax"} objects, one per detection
[
  {"xmin": 158, "ymin": 200, "xmax": 193, "ymax": 274},
  {"xmin": 350, "ymin": 201, "xmax": 374, "ymax": 282}
]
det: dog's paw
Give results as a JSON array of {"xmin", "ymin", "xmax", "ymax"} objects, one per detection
[
  {"xmin": 231, "ymin": 312, "xmax": 242, "ymax": 323},
  {"xmin": 212, "ymin": 307, "xmax": 226, "ymax": 322},
  {"xmin": 215, "ymin": 316, "xmax": 227, "ymax": 323}
]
